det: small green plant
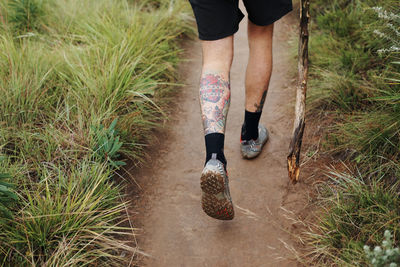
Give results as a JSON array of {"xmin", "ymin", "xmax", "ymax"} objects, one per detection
[
  {"xmin": 364, "ymin": 230, "xmax": 400, "ymax": 267},
  {"xmin": 8, "ymin": 0, "xmax": 44, "ymax": 33},
  {"xmin": 0, "ymin": 156, "xmax": 18, "ymax": 219},
  {"xmin": 91, "ymin": 119, "xmax": 126, "ymax": 168}
]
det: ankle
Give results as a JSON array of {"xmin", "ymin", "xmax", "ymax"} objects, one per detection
[
  {"xmin": 205, "ymin": 133, "xmax": 227, "ymax": 167},
  {"xmin": 241, "ymin": 110, "xmax": 261, "ymax": 141}
]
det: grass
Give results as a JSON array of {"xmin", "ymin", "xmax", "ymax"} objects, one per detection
[
  {"xmin": 0, "ymin": 0, "xmax": 193, "ymax": 265},
  {"xmin": 307, "ymin": 0, "xmax": 400, "ymax": 177},
  {"xmin": 7, "ymin": 0, "xmax": 45, "ymax": 33},
  {"xmin": 1, "ymin": 162, "xmax": 134, "ymax": 266},
  {"xmin": 304, "ymin": 0, "xmax": 400, "ymax": 265},
  {"xmin": 306, "ymin": 170, "xmax": 400, "ymax": 266}
]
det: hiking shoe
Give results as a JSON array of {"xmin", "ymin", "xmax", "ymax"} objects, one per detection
[
  {"xmin": 240, "ymin": 125, "xmax": 269, "ymax": 159},
  {"xmin": 200, "ymin": 153, "xmax": 234, "ymax": 220}
]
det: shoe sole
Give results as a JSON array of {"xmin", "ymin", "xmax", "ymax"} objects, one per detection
[{"xmin": 200, "ymin": 170, "xmax": 234, "ymax": 220}]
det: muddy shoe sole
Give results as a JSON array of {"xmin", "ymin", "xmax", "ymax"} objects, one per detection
[{"xmin": 200, "ymin": 170, "xmax": 234, "ymax": 220}]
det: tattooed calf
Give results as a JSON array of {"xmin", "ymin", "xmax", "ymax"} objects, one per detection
[{"xmin": 199, "ymin": 73, "xmax": 231, "ymax": 135}]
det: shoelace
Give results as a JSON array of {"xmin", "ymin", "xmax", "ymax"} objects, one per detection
[{"xmin": 247, "ymin": 139, "xmax": 259, "ymax": 151}]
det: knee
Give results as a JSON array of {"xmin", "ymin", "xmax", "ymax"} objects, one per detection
[
  {"xmin": 202, "ymin": 58, "xmax": 232, "ymax": 72},
  {"xmin": 201, "ymin": 37, "xmax": 233, "ymax": 72}
]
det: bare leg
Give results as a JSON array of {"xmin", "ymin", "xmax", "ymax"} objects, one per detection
[
  {"xmin": 199, "ymin": 36, "xmax": 235, "ymax": 221},
  {"xmin": 245, "ymin": 21, "xmax": 273, "ymax": 112},
  {"xmin": 240, "ymin": 21, "xmax": 273, "ymax": 144},
  {"xmin": 200, "ymin": 36, "xmax": 233, "ymax": 135}
]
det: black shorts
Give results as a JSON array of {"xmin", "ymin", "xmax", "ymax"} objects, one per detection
[{"xmin": 188, "ymin": 0, "xmax": 293, "ymax": 40}]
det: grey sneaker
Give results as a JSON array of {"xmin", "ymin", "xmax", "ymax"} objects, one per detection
[
  {"xmin": 200, "ymin": 153, "xmax": 234, "ymax": 220},
  {"xmin": 240, "ymin": 125, "xmax": 269, "ymax": 159}
]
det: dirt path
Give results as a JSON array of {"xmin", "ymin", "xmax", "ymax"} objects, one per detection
[{"xmin": 132, "ymin": 12, "xmax": 303, "ymax": 267}]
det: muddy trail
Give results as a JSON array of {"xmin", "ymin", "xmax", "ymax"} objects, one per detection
[{"xmin": 131, "ymin": 11, "xmax": 306, "ymax": 267}]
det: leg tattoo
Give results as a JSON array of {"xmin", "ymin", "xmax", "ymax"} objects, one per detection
[
  {"xmin": 254, "ymin": 90, "xmax": 267, "ymax": 113},
  {"xmin": 199, "ymin": 72, "xmax": 231, "ymax": 135}
]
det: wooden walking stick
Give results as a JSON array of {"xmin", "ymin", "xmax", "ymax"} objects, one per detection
[{"xmin": 287, "ymin": 0, "xmax": 310, "ymax": 183}]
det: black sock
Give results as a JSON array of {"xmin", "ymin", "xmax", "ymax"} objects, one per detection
[
  {"xmin": 241, "ymin": 110, "xmax": 262, "ymax": 141},
  {"xmin": 205, "ymin": 133, "xmax": 227, "ymax": 167}
]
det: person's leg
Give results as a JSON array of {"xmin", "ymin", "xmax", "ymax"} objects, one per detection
[
  {"xmin": 199, "ymin": 36, "xmax": 235, "ymax": 220},
  {"xmin": 200, "ymin": 36, "xmax": 233, "ymax": 167},
  {"xmin": 245, "ymin": 21, "xmax": 273, "ymax": 113},
  {"xmin": 241, "ymin": 21, "xmax": 273, "ymax": 142},
  {"xmin": 188, "ymin": 0, "xmax": 241, "ymax": 220}
]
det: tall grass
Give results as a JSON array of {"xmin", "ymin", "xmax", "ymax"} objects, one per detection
[
  {"xmin": 306, "ymin": 170, "xmax": 400, "ymax": 266},
  {"xmin": 0, "ymin": 0, "xmax": 193, "ymax": 265},
  {"xmin": 308, "ymin": 0, "xmax": 400, "ymax": 175},
  {"xmin": 305, "ymin": 0, "xmax": 400, "ymax": 265},
  {"xmin": 1, "ymin": 162, "xmax": 135, "ymax": 266}
]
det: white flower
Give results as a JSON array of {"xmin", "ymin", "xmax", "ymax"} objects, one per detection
[
  {"xmin": 373, "ymin": 29, "xmax": 386, "ymax": 38},
  {"xmin": 372, "ymin": 6, "xmax": 400, "ymax": 22},
  {"xmin": 387, "ymin": 23, "xmax": 400, "ymax": 37}
]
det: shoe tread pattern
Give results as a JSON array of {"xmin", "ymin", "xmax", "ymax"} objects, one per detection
[{"xmin": 200, "ymin": 169, "xmax": 234, "ymax": 220}]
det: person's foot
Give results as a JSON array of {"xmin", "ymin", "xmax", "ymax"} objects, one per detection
[
  {"xmin": 200, "ymin": 153, "xmax": 234, "ymax": 220},
  {"xmin": 240, "ymin": 125, "xmax": 269, "ymax": 159}
]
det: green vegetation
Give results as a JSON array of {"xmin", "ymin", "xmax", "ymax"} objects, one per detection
[
  {"xmin": 0, "ymin": 0, "xmax": 193, "ymax": 265},
  {"xmin": 309, "ymin": 0, "xmax": 400, "ymax": 174},
  {"xmin": 307, "ymin": 171, "xmax": 400, "ymax": 265},
  {"xmin": 364, "ymin": 230, "xmax": 400, "ymax": 267},
  {"xmin": 306, "ymin": 0, "xmax": 400, "ymax": 266},
  {"xmin": 0, "ymin": 156, "xmax": 18, "ymax": 219},
  {"xmin": 91, "ymin": 119, "xmax": 126, "ymax": 168}
]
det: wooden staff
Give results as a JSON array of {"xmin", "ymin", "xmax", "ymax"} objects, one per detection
[{"xmin": 287, "ymin": 0, "xmax": 310, "ymax": 183}]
